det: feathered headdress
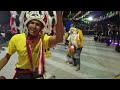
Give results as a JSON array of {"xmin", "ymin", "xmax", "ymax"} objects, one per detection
[
  {"xmin": 18, "ymin": 11, "xmax": 57, "ymax": 35},
  {"xmin": 10, "ymin": 11, "xmax": 18, "ymax": 34}
]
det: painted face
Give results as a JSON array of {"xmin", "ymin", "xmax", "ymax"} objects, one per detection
[{"xmin": 27, "ymin": 19, "xmax": 44, "ymax": 37}]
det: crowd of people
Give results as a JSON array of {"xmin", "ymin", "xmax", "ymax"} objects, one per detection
[
  {"xmin": 94, "ymin": 24, "xmax": 120, "ymax": 48},
  {"xmin": 0, "ymin": 24, "xmax": 15, "ymax": 53}
]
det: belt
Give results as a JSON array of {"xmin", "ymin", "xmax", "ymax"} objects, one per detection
[{"xmin": 15, "ymin": 68, "xmax": 38, "ymax": 74}]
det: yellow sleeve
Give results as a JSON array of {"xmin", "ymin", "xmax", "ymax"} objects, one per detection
[
  {"xmin": 7, "ymin": 36, "xmax": 16, "ymax": 55},
  {"xmin": 79, "ymin": 30, "xmax": 84, "ymax": 48},
  {"xmin": 65, "ymin": 32, "xmax": 68, "ymax": 39},
  {"xmin": 43, "ymin": 34, "xmax": 52, "ymax": 49}
]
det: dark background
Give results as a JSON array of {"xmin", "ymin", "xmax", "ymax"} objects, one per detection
[{"xmin": 0, "ymin": 11, "xmax": 119, "ymax": 26}]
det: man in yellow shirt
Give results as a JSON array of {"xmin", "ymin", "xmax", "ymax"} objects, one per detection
[
  {"xmin": 0, "ymin": 11, "xmax": 64, "ymax": 79},
  {"xmin": 67, "ymin": 25, "xmax": 84, "ymax": 71}
]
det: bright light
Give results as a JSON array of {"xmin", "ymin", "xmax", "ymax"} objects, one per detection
[{"xmin": 87, "ymin": 16, "xmax": 93, "ymax": 21}]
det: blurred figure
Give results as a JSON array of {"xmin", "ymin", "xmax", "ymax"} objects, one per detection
[
  {"xmin": 67, "ymin": 25, "xmax": 84, "ymax": 71},
  {"xmin": 105, "ymin": 26, "xmax": 112, "ymax": 46},
  {"xmin": 111, "ymin": 25, "xmax": 117, "ymax": 43}
]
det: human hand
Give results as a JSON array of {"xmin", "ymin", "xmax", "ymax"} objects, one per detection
[{"xmin": 77, "ymin": 43, "xmax": 83, "ymax": 48}]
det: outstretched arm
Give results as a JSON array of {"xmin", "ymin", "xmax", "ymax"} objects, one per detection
[
  {"xmin": 48, "ymin": 11, "xmax": 64, "ymax": 48},
  {"xmin": 0, "ymin": 53, "xmax": 11, "ymax": 71}
]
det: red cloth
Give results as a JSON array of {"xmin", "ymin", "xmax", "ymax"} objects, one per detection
[
  {"xmin": 38, "ymin": 39, "xmax": 46, "ymax": 75},
  {"xmin": 26, "ymin": 39, "xmax": 46, "ymax": 75},
  {"xmin": 70, "ymin": 45, "xmax": 75, "ymax": 53}
]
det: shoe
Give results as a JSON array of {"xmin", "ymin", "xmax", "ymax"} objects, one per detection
[
  {"xmin": 69, "ymin": 61, "xmax": 73, "ymax": 64},
  {"xmin": 75, "ymin": 68, "xmax": 80, "ymax": 71},
  {"xmin": 70, "ymin": 64, "xmax": 74, "ymax": 67},
  {"xmin": 75, "ymin": 65, "xmax": 80, "ymax": 71},
  {"xmin": 65, "ymin": 61, "xmax": 69, "ymax": 63},
  {"xmin": 48, "ymin": 75, "xmax": 56, "ymax": 79},
  {"xmin": 70, "ymin": 64, "xmax": 77, "ymax": 67},
  {"xmin": 106, "ymin": 44, "xmax": 110, "ymax": 46},
  {"xmin": 75, "ymin": 67, "xmax": 80, "ymax": 71}
]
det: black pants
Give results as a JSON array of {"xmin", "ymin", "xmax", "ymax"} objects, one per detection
[
  {"xmin": 117, "ymin": 35, "xmax": 120, "ymax": 45},
  {"xmin": 106, "ymin": 37, "xmax": 111, "ymax": 46},
  {"xmin": 111, "ymin": 35, "xmax": 116, "ymax": 42},
  {"xmin": 72, "ymin": 48, "xmax": 82, "ymax": 66},
  {"xmin": 14, "ymin": 68, "xmax": 44, "ymax": 79}
]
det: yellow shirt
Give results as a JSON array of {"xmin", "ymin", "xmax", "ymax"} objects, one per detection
[
  {"xmin": 64, "ymin": 32, "xmax": 69, "ymax": 40},
  {"xmin": 7, "ymin": 33, "xmax": 51, "ymax": 69},
  {"xmin": 68, "ymin": 28, "xmax": 84, "ymax": 48},
  {"xmin": 76, "ymin": 29, "xmax": 84, "ymax": 48}
]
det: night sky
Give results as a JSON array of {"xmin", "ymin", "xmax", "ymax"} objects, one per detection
[{"xmin": 0, "ymin": 11, "xmax": 10, "ymax": 25}]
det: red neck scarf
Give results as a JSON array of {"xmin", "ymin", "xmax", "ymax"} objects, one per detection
[{"xmin": 26, "ymin": 38, "xmax": 46, "ymax": 75}]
